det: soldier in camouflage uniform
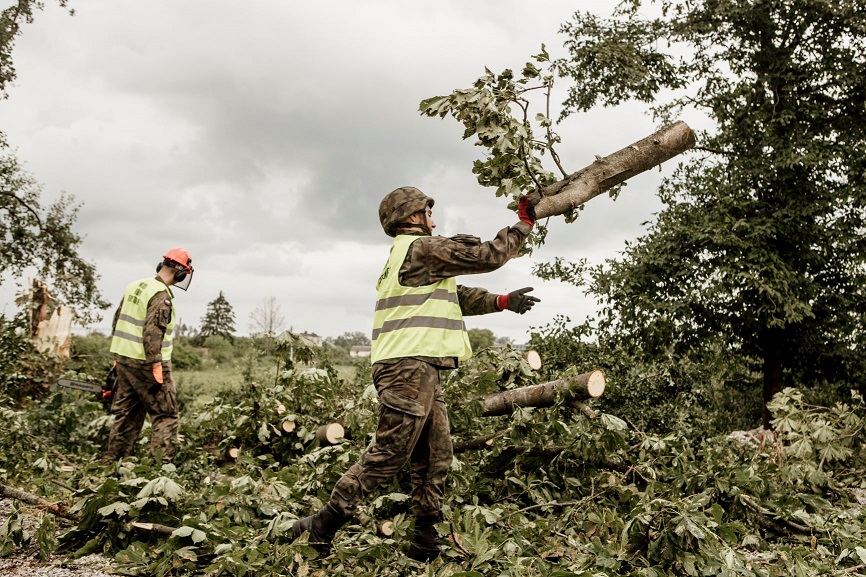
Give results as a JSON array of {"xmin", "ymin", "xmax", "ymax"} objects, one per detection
[
  {"xmin": 293, "ymin": 187, "xmax": 539, "ymax": 561},
  {"xmin": 105, "ymin": 248, "xmax": 194, "ymax": 463}
]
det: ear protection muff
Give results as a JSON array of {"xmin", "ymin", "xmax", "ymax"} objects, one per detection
[{"xmin": 157, "ymin": 259, "xmax": 188, "ymax": 282}]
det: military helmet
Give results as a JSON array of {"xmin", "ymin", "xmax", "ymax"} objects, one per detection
[{"xmin": 378, "ymin": 186, "xmax": 435, "ymax": 237}]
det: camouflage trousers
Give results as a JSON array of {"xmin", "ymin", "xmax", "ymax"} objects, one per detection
[
  {"xmin": 330, "ymin": 358, "xmax": 453, "ymax": 519},
  {"xmin": 105, "ymin": 361, "xmax": 179, "ymax": 462}
]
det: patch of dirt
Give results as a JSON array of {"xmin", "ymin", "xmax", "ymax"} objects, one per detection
[
  {"xmin": 1, "ymin": 498, "xmax": 114, "ymax": 577},
  {"xmin": 0, "ymin": 553, "xmax": 114, "ymax": 577}
]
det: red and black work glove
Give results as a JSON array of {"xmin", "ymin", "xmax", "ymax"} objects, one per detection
[
  {"xmin": 517, "ymin": 195, "xmax": 536, "ymax": 227},
  {"xmin": 496, "ymin": 287, "xmax": 540, "ymax": 314}
]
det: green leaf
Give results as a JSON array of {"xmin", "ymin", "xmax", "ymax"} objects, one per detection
[{"xmin": 97, "ymin": 502, "xmax": 131, "ymax": 518}]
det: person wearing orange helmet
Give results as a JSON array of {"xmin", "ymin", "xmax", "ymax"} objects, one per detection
[{"xmin": 104, "ymin": 248, "xmax": 194, "ymax": 463}]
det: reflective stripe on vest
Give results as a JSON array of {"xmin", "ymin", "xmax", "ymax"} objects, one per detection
[
  {"xmin": 370, "ymin": 235, "xmax": 472, "ymax": 363},
  {"xmin": 109, "ymin": 277, "xmax": 175, "ymax": 361}
]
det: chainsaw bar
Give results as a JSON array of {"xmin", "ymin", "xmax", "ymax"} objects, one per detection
[{"xmin": 58, "ymin": 379, "xmax": 104, "ymax": 394}]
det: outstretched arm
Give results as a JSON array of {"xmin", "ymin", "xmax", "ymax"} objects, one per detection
[{"xmin": 399, "ymin": 221, "xmax": 533, "ymax": 287}]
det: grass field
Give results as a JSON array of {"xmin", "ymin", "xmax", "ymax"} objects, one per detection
[{"xmin": 175, "ymin": 360, "xmax": 360, "ymax": 399}]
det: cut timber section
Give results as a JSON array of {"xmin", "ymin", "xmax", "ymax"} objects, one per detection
[
  {"xmin": 481, "ymin": 370, "xmax": 605, "ymax": 417},
  {"xmin": 525, "ymin": 350, "xmax": 542, "ymax": 371},
  {"xmin": 378, "ymin": 520, "xmax": 395, "ymax": 536},
  {"xmin": 316, "ymin": 423, "xmax": 345, "ymax": 445},
  {"xmin": 530, "ymin": 121, "xmax": 696, "ymax": 219}
]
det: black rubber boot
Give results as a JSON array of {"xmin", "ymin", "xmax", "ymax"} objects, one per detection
[
  {"xmin": 291, "ymin": 504, "xmax": 349, "ymax": 553},
  {"xmin": 407, "ymin": 514, "xmax": 442, "ymax": 562}
]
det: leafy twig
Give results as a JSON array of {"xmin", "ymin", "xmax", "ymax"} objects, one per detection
[
  {"xmin": 739, "ymin": 494, "xmax": 811, "ymax": 535},
  {"xmin": 512, "ymin": 500, "xmax": 583, "ymax": 515}
]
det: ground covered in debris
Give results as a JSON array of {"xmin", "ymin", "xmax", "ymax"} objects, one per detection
[
  {"xmin": 0, "ymin": 500, "xmax": 112, "ymax": 577},
  {"xmin": 3, "ymin": 338, "xmax": 866, "ymax": 576}
]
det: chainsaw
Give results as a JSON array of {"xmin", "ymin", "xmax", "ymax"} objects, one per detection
[{"xmin": 58, "ymin": 364, "xmax": 117, "ymax": 411}]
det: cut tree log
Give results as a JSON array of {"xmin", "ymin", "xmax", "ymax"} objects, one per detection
[
  {"xmin": 525, "ymin": 350, "xmax": 542, "ymax": 371},
  {"xmin": 378, "ymin": 520, "xmax": 395, "ymax": 536},
  {"xmin": 315, "ymin": 423, "xmax": 345, "ymax": 445},
  {"xmin": 0, "ymin": 482, "xmax": 80, "ymax": 521},
  {"xmin": 481, "ymin": 370, "xmax": 605, "ymax": 416},
  {"xmin": 530, "ymin": 121, "xmax": 695, "ymax": 219}
]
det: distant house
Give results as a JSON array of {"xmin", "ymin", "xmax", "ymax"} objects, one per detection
[
  {"xmin": 350, "ymin": 345, "xmax": 371, "ymax": 358},
  {"xmin": 299, "ymin": 332, "xmax": 323, "ymax": 347}
]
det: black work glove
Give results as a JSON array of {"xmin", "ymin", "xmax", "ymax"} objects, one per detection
[{"xmin": 498, "ymin": 287, "xmax": 540, "ymax": 314}]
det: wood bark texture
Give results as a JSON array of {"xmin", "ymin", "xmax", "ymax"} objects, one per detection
[
  {"xmin": 0, "ymin": 482, "xmax": 80, "ymax": 521},
  {"xmin": 481, "ymin": 370, "xmax": 605, "ymax": 416},
  {"xmin": 453, "ymin": 428, "xmax": 513, "ymax": 454},
  {"xmin": 131, "ymin": 522, "xmax": 178, "ymax": 535},
  {"xmin": 530, "ymin": 121, "xmax": 695, "ymax": 219}
]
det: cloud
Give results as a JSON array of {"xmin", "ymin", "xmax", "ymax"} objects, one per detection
[{"xmin": 0, "ymin": 0, "xmax": 675, "ymax": 342}]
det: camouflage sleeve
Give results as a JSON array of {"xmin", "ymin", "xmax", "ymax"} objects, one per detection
[
  {"xmin": 398, "ymin": 221, "xmax": 532, "ymax": 286},
  {"xmin": 143, "ymin": 290, "xmax": 172, "ymax": 364},
  {"xmin": 457, "ymin": 285, "xmax": 500, "ymax": 316}
]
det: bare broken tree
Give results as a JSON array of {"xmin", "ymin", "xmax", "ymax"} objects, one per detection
[{"xmin": 250, "ymin": 296, "xmax": 286, "ymax": 350}]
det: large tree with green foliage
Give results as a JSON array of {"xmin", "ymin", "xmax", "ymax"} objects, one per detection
[
  {"xmin": 1, "ymin": 1, "xmax": 106, "ymax": 323},
  {"xmin": 547, "ymin": 0, "xmax": 866, "ymax": 425},
  {"xmin": 423, "ymin": 0, "xmax": 866, "ymax": 427},
  {"xmin": 200, "ymin": 291, "xmax": 236, "ymax": 342}
]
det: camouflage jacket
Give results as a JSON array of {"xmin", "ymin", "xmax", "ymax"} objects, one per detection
[
  {"xmin": 383, "ymin": 220, "xmax": 532, "ymax": 368},
  {"xmin": 112, "ymin": 279, "xmax": 173, "ymax": 367}
]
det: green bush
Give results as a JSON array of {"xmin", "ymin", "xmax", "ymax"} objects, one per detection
[
  {"xmin": 69, "ymin": 334, "xmax": 114, "ymax": 376},
  {"xmin": 3, "ymin": 320, "xmax": 866, "ymax": 576},
  {"xmin": 170, "ymin": 339, "xmax": 203, "ymax": 371},
  {"xmin": 0, "ymin": 313, "xmax": 63, "ymax": 403}
]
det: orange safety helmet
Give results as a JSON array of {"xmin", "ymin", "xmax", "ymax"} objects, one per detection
[
  {"xmin": 158, "ymin": 248, "xmax": 195, "ymax": 290},
  {"xmin": 162, "ymin": 248, "xmax": 193, "ymax": 274}
]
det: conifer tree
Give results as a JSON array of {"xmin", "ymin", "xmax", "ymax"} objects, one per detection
[{"xmin": 200, "ymin": 291, "xmax": 236, "ymax": 342}]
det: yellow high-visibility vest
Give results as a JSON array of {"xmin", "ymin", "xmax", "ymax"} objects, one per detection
[
  {"xmin": 109, "ymin": 277, "xmax": 175, "ymax": 361},
  {"xmin": 371, "ymin": 235, "xmax": 472, "ymax": 363}
]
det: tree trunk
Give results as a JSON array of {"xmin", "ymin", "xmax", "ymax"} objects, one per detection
[
  {"xmin": 761, "ymin": 331, "xmax": 784, "ymax": 429},
  {"xmin": 530, "ymin": 121, "xmax": 696, "ymax": 219},
  {"xmin": 480, "ymin": 370, "xmax": 605, "ymax": 417}
]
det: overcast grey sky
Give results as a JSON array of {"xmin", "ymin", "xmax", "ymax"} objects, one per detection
[{"xmin": 0, "ymin": 1, "xmax": 682, "ymax": 344}]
